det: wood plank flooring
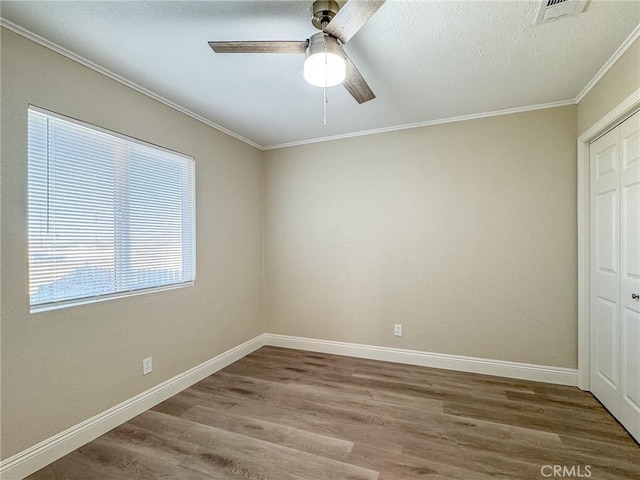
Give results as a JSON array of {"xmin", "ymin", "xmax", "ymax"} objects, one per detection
[{"xmin": 27, "ymin": 346, "xmax": 640, "ymax": 479}]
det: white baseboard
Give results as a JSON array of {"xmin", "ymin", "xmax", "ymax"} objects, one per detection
[
  {"xmin": 0, "ymin": 335, "xmax": 266, "ymax": 480},
  {"xmin": 263, "ymin": 334, "xmax": 579, "ymax": 387},
  {"xmin": 1, "ymin": 332, "xmax": 579, "ymax": 479}
]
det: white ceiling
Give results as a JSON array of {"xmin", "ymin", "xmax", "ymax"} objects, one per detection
[{"xmin": 1, "ymin": 1, "xmax": 639, "ymax": 148}]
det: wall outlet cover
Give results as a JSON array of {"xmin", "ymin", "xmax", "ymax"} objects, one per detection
[{"xmin": 143, "ymin": 357, "xmax": 153, "ymax": 375}]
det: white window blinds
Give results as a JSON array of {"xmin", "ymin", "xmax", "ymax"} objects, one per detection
[{"xmin": 28, "ymin": 107, "xmax": 195, "ymax": 311}]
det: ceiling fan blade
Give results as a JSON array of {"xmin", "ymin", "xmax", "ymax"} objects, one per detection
[
  {"xmin": 343, "ymin": 54, "xmax": 375, "ymax": 104},
  {"xmin": 323, "ymin": 0, "xmax": 386, "ymax": 44},
  {"xmin": 208, "ymin": 41, "xmax": 308, "ymax": 54}
]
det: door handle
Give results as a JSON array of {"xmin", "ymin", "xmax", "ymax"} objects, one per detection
[{"xmin": 633, "ymin": 293, "xmax": 639, "ymax": 300}]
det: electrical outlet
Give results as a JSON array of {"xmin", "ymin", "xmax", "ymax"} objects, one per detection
[
  {"xmin": 394, "ymin": 324, "xmax": 402, "ymax": 336},
  {"xmin": 143, "ymin": 357, "xmax": 153, "ymax": 375}
]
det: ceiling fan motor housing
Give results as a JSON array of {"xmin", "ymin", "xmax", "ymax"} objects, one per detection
[{"xmin": 312, "ymin": 0, "xmax": 340, "ymax": 30}]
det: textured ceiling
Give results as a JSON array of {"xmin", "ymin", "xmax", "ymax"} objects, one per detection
[{"xmin": 1, "ymin": 1, "xmax": 639, "ymax": 148}]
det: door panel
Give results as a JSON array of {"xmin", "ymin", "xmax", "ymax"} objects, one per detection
[
  {"xmin": 621, "ymin": 309, "xmax": 640, "ymax": 402},
  {"xmin": 596, "ymin": 189, "xmax": 617, "ymax": 274},
  {"xmin": 596, "ymin": 297, "xmax": 618, "ymax": 385},
  {"xmin": 622, "ymin": 183, "xmax": 640, "ymax": 283},
  {"xmin": 596, "ymin": 143, "xmax": 618, "ymax": 179},
  {"xmin": 620, "ymin": 308, "xmax": 640, "ymax": 441},
  {"xmin": 621, "ymin": 119, "xmax": 640, "ymax": 169},
  {"xmin": 591, "ymin": 128, "xmax": 621, "ymax": 417},
  {"xmin": 619, "ymin": 111, "xmax": 640, "ymax": 442}
]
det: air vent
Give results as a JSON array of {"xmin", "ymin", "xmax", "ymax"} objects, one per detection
[{"xmin": 534, "ymin": 0, "xmax": 587, "ymax": 25}]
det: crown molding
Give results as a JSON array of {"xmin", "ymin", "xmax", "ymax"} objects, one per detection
[
  {"xmin": 263, "ymin": 22, "xmax": 640, "ymax": 150},
  {"xmin": 574, "ymin": 23, "xmax": 640, "ymax": 103},
  {"xmin": 0, "ymin": 18, "xmax": 262, "ymax": 151},
  {"xmin": 2, "ymin": 18, "xmax": 638, "ymax": 151},
  {"xmin": 262, "ymin": 99, "xmax": 575, "ymax": 150}
]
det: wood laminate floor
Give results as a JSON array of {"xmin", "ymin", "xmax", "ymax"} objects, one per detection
[{"xmin": 27, "ymin": 346, "xmax": 639, "ymax": 479}]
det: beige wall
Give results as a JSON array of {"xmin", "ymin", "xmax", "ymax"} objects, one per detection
[
  {"xmin": 0, "ymin": 28, "xmax": 264, "ymax": 459},
  {"xmin": 6, "ymin": 20, "xmax": 636, "ymax": 463},
  {"xmin": 264, "ymin": 106, "xmax": 578, "ymax": 369},
  {"xmin": 578, "ymin": 38, "xmax": 640, "ymax": 135}
]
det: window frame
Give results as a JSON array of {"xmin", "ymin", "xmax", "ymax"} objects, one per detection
[{"xmin": 27, "ymin": 105, "xmax": 196, "ymax": 313}]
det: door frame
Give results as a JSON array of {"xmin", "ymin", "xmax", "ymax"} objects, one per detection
[{"xmin": 577, "ymin": 88, "xmax": 640, "ymax": 390}]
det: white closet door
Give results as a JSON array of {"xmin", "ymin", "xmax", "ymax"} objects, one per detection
[
  {"xmin": 619, "ymin": 111, "xmax": 640, "ymax": 442},
  {"xmin": 590, "ymin": 127, "xmax": 621, "ymax": 415}
]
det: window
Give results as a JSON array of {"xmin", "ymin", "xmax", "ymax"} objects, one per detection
[{"xmin": 28, "ymin": 107, "xmax": 195, "ymax": 311}]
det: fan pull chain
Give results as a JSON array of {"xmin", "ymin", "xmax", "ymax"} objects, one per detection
[
  {"xmin": 323, "ymin": 41, "xmax": 328, "ymax": 126},
  {"xmin": 323, "ymin": 88, "xmax": 328, "ymax": 126}
]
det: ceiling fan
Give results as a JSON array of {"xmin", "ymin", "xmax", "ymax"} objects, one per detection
[{"xmin": 208, "ymin": 0, "xmax": 386, "ymax": 104}]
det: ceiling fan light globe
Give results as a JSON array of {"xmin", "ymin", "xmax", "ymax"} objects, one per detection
[
  {"xmin": 304, "ymin": 52, "xmax": 345, "ymax": 87},
  {"xmin": 304, "ymin": 33, "xmax": 346, "ymax": 88}
]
